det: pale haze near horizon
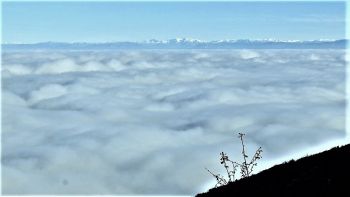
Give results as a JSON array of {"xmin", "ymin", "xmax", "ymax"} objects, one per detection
[{"xmin": 2, "ymin": 2, "xmax": 346, "ymax": 43}]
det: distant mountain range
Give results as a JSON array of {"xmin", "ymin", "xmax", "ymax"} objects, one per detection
[{"xmin": 2, "ymin": 38, "xmax": 347, "ymax": 50}]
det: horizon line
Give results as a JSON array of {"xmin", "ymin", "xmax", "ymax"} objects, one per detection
[{"xmin": 2, "ymin": 38, "xmax": 347, "ymax": 45}]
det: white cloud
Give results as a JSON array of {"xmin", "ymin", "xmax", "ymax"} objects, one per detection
[
  {"xmin": 29, "ymin": 84, "xmax": 68, "ymax": 104},
  {"xmin": 1, "ymin": 49, "xmax": 346, "ymax": 195},
  {"xmin": 1, "ymin": 64, "xmax": 32, "ymax": 76},
  {"xmin": 239, "ymin": 50, "xmax": 260, "ymax": 59}
]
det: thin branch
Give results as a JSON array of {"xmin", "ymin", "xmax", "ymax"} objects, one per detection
[{"xmin": 206, "ymin": 132, "xmax": 263, "ymax": 187}]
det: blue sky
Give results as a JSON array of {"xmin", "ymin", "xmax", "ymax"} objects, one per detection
[{"xmin": 2, "ymin": 1, "xmax": 346, "ymax": 43}]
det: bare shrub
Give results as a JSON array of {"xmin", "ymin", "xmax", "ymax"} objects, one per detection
[{"xmin": 206, "ymin": 132, "xmax": 263, "ymax": 187}]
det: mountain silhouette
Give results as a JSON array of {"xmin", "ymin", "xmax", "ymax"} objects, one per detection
[
  {"xmin": 2, "ymin": 39, "xmax": 347, "ymax": 50},
  {"xmin": 197, "ymin": 144, "xmax": 350, "ymax": 197}
]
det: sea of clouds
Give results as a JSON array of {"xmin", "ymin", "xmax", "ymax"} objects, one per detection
[{"xmin": 1, "ymin": 49, "xmax": 347, "ymax": 195}]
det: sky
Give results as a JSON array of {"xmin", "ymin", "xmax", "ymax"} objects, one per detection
[{"xmin": 2, "ymin": 1, "xmax": 346, "ymax": 43}]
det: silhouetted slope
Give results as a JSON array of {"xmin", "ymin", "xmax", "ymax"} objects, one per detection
[{"xmin": 197, "ymin": 144, "xmax": 350, "ymax": 197}]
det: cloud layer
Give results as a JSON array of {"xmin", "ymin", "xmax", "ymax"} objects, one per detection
[{"xmin": 1, "ymin": 49, "xmax": 346, "ymax": 194}]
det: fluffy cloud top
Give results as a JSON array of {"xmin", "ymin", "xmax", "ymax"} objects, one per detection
[{"xmin": 1, "ymin": 49, "xmax": 346, "ymax": 195}]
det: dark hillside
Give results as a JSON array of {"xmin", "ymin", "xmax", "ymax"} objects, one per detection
[{"xmin": 197, "ymin": 144, "xmax": 350, "ymax": 197}]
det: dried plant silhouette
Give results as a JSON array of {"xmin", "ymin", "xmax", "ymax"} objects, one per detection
[{"xmin": 206, "ymin": 133, "xmax": 263, "ymax": 187}]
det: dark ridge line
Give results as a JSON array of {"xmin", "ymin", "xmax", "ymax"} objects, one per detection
[{"xmin": 197, "ymin": 143, "xmax": 350, "ymax": 197}]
